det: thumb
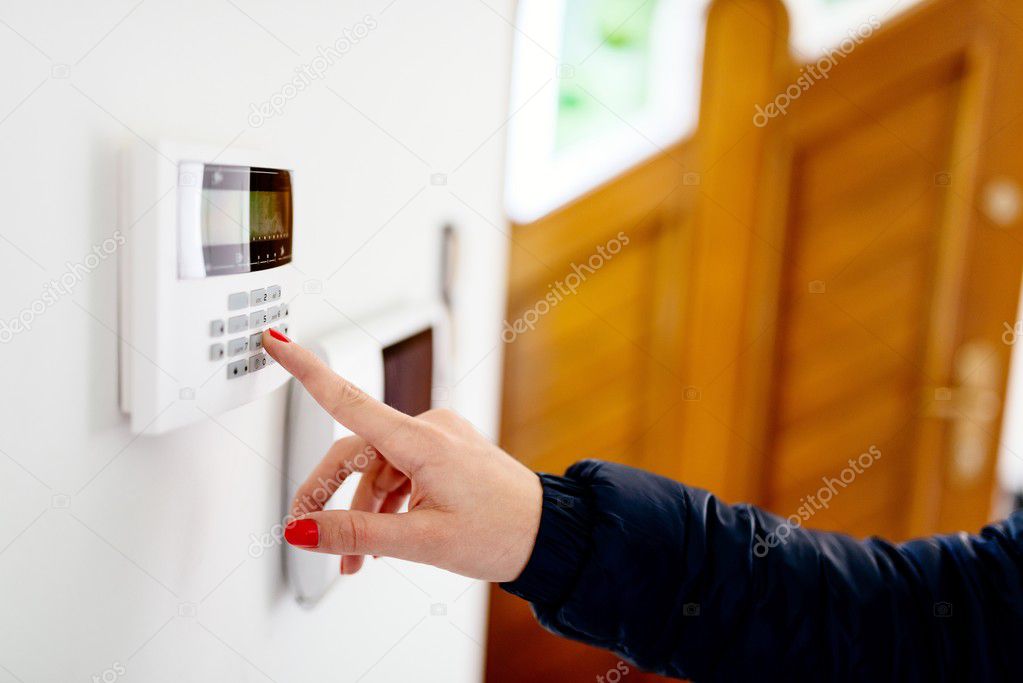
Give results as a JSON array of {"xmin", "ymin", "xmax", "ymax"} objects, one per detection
[{"xmin": 285, "ymin": 509, "xmax": 436, "ymax": 562}]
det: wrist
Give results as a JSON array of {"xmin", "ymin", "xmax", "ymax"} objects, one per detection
[{"xmin": 499, "ymin": 472, "xmax": 593, "ymax": 604}]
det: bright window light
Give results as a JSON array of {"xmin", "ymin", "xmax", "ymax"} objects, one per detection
[
  {"xmin": 505, "ymin": 0, "xmax": 709, "ymax": 225},
  {"xmin": 784, "ymin": 0, "xmax": 927, "ymax": 59}
]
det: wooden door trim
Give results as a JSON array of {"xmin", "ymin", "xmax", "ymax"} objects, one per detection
[{"xmin": 669, "ymin": 0, "xmax": 793, "ymax": 499}]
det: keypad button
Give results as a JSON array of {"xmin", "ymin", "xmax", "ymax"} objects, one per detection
[
  {"xmin": 210, "ymin": 320, "xmax": 225, "ymax": 337},
  {"xmin": 250, "ymin": 310, "xmax": 268, "ymax": 328},
  {"xmin": 209, "ymin": 343, "xmax": 225, "ymax": 361},
  {"xmin": 274, "ymin": 323, "xmax": 290, "ymax": 337},
  {"xmin": 249, "ymin": 352, "xmax": 268, "ymax": 373},
  {"xmin": 227, "ymin": 359, "xmax": 248, "ymax": 379},
  {"xmin": 228, "ymin": 315, "xmax": 247, "ymax": 334},
  {"xmin": 250, "ymin": 288, "xmax": 268, "ymax": 306},
  {"xmin": 281, "ymin": 303, "xmax": 289, "ymax": 318},
  {"xmin": 267, "ymin": 285, "xmax": 282, "ymax": 301},
  {"xmin": 228, "ymin": 337, "xmax": 249, "ymax": 356},
  {"xmin": 249, "ymin": 332, "xmax": 264, "ymax": 352},
  {"xmin": 228, "ymin": 292, "xmax": 248, "ymax": 310},
  {"xmin": 268, "ymin": 305, "xmax": 281, "ymax": 323}
]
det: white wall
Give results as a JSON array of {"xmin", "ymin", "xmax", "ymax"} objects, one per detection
[{"xmin": 0, "ymin": 1, "xmax": 513, "ymax": 681}]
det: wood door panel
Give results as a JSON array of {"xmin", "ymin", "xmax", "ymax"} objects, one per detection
[
  {"xmin": 791, "ymin": 184, "xmax": 932, "ymax": 283},
  {"xmin": 762, "ymin": 75, "xmax": 962, "ymax": 538},
  {"xmin": 783, "ymin": 263, "xmax": 920, "ymax": 361},
  {"xmin": 501, "ymin": 226, "xmax": 662, "ymax": 474},
  {"xmin": 503, "ymin": 335, "xmax": 637, "ymax": 426},
  {"xmin": 795, "ymin": 86, "xmax": 955, "ymax": 217},
  {"xmin": 774, "ymin": 385, "xmax": 909, "ymax": 474},
  {"xmin": 777, "ymin": 324, "xmax": 917, "ymax": 429}
]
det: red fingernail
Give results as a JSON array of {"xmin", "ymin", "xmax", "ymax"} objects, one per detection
[
  {"xmin": 284, "ymin": 519, "xmax": 318, "ymax": 548},
  {"xmin": 268, "ymin": 328, "xmax": 290, "ymax": 343}
]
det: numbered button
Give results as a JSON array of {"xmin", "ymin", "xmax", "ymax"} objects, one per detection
[
  {"xmin": 267, "ymin": 285, "xmax": 282, "ymax": 301},
  {"xmin": 281, "ymin": 303, "xmax": 289, "ymax": 318},
  {"xmin": 209, "ymin": 343, "xmax": 225, "ymax": 361},
  {"xmin": 250, "ymin": 310, "xmax": 268, "ymax": 328},
  {"xmin": 249, "ymin": 352, "xmax": 268, "ymax": 373},
  {"xmin": 228, "ymin": 315, "xmax": 247, "ymax": 334},
  {"xmin": 249, "ymin": 332, "xmax": 263, "ymax": 352},
  {"xmin": 210, "ymin": 320, "xmax": 225, "ymax": 337},
  {"xmin": 228, "ymin": 337, "xmax": 249, "ymax": 356},
  {"xmin": 268, "ymin": 305, "xmax": 281, "ymax": 323},
  {"xmin": 228, "ymin": 292, "xmax": 248, "ymax": 310},
  {"xmin": 227, "ymin": 359, "xmax": 248, "ymax": 379},
  {"xmin": 250, "ymin": 288, "xmax": 268, "ymax": 305}
]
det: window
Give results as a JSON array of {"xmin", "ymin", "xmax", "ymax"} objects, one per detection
[
  {"xmin": 505, "ymin": 0, "xmax": 709, "ymax": 224},
  {"xmin": 784, "ymin": 0, "xmax": 927, "ymax": 59}
]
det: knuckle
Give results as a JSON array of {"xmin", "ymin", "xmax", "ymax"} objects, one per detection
[
  {"xmin": 328, "ymin": 376, "xmax": 368, "ymax": 414},
  {"xmin": 334, "ymin": 513, "xmax": 369, "ymax": 554},
  {"xmin": 411, "ymin": 517, "xmax": 449, "ymax": 563},
  {"xmin": 370, "ymin": 473, "xmax": 392, "ymax": 499},
  {"xmin": 422, "ymin": 407, "xmax": 459, "ymax": 425},
  {"xmin": 416, "ymin": 423, "xmax": 452, "ymax": 452}
]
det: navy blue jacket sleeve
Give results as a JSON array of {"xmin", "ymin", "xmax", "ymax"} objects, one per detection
[{"xmin": 500, "ymin": 459, "xmax": 1023, "ymax": 682}]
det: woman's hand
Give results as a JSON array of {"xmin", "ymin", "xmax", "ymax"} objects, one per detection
[{"xmin": 262, "ymin": 329, "xmax": 543, "ymax": 581}]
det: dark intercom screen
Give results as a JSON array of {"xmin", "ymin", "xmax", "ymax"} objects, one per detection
[{"xmin": 382, "ymin": 329, "xmax": 433, "ymax": 417}]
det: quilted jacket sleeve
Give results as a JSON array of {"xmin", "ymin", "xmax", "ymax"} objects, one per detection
[{"xmin": 501, "ymin": 460, "xmax": 1023, "ymax": 682}]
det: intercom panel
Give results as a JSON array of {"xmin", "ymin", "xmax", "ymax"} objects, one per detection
[
  {"xmin": 285, "ymin": 302, "xmax": 449, "ymax": 605},
  {"xmin": 119, "ymin": 141, "xmax": 299, "ymax": 434}
]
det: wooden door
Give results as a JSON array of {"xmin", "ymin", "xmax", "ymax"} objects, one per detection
[
  {"xmin": 487, "ymin": 0, "xmax": 1023, "ymax": 680},
  {"xmin": 719, "ymin": 0, "xmax": 1023, "ymax": 540}
]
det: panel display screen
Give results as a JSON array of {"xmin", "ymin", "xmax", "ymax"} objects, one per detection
[
  {"xmin": 200, "ymin": 164, "xmax": 292, "ymax": 276},
  {"xmin": 383, "ymin": 329, "xmax": 434, "ymax": 417}
]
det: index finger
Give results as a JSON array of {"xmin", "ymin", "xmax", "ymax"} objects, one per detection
[{"xmin": 263, "ymin": 329, "xmax": 416, "ymax": 454}]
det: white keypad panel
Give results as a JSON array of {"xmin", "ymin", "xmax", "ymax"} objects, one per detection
[{"xmin": 212, "ymin": 285, "xmax": 290, "ymax": 380}]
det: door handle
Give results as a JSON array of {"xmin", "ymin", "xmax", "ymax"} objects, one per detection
[{"xmin": 929, "ymin": 341, "xmax": 1000, "ymax": 485}]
